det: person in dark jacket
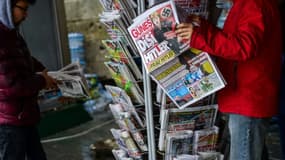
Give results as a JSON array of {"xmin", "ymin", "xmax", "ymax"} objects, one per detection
[
  {"xmin": 176, "ymin": 0, "xmax": 282, "ymax": 159},
  {"xmin": 0, "ymin": 0, "xmax": 57, "ymax": 159},
  {"xmin": 278, "ymin": 0, "xmax": 285, "ymax": 159}
]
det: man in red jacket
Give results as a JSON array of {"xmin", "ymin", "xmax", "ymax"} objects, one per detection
[
  {"xmin": 0, "ymin": 0, "xmax": 57, "ymax": 159},
  {"xmin": 176, "ymin": 0, "xmax": 282, "ymax": 159}
]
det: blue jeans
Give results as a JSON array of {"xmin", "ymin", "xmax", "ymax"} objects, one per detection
[
  {"xmin": 0, "ymin": 125, "xmax": 47, "ymax": 160},
  {"xmin": 228, "ymin": 114, "xmax": 270, "ymax": 160}
]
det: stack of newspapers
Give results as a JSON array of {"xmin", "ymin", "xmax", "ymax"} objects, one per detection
[
  {"xmin": 99, "ymin": 0, "xmax": 145, "ymax": 105},
  {"xmin": 105, "ymin": 85, "xmax": 147, "ymax": 160},
  {"xmin": 99, "ymin": 0, "xmax": 226, "ymax": 159},
  {"xmin": 159, "ymin": 105, "xmax": 224, "ymax": 160},
  {"xmin": 99, "ymin": 0, "xmax": 139, "ymax": 55}
]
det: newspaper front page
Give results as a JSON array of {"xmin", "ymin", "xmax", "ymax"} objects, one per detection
[
  {"xmin": 127, "ymin": 0, "xmax": 226, "ymax": 109},
  {"xmin": 151, "ymin": 51, "xmax": 225, "ymax": 109},
  {"xmin": 128, "ymin": 0, "xmax": 190, "ymax": 73}
]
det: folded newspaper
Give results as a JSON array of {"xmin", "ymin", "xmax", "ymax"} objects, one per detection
[
  {"xmin": 127, "ymin": 0, "xmax": 226, "ymax": 109},
  {"xmin": 158, "ymin": 104, "xmax": 218, "ymax": 151},
  {"xmin": 47, "ymin": 62, "xmax": 90, "ymax": 98}
]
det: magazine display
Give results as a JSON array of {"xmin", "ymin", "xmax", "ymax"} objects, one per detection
[
  {"xmin": 99, "ymin": 0, "xmax": 137, "ymax": 25},
  {"xmin": 45, "ymin": 62, "xmax": 89, "ymax": 98},
  {"xmin": 102, "ymin": 39, "xmax": 142, "ymax": 80},
  {"xmin": 104, "ymin": 61, "xmax": 144, "ymax": 104},
  {"xmin": 99, "ymin": 9, "xmax": 139, "ymax": 55},
  {"xmin": 127, "ymin": 0, "xmax": 226, "ymax": 109},
  {"xmin": 99, "ymin": 1, "xmax": 225, "ymax": 160},
  {"xmin": 158, "ymin": 105, "xmax": 218, "ymax": 151},
  {"xmin": 110, "ymin": 128, "xmax": 143, "ymax": 159},
  {"xmin": 105, "ymin": 85, "xmax": 145, "ymax": 127},
  {"xmin": 109, "ymin": 104, "xmax": 147, "ymax": 152}
]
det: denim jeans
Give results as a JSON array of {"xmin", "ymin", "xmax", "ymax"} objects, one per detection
[
  {"xmin": 0, "ymin": 125, "xmax": 47, "ymax": 160},
  {"xmin": 228, "ymin": 114, "xmax": 270, "ymax": 160}
]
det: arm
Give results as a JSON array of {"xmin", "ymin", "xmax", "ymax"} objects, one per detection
[
  {"xmin": 31, "ymin": 57, "xmax": 57, "ymax": 89},
  {"xmin": 176, "ymin": 1, "xmax": 267, "ymax": 61}
]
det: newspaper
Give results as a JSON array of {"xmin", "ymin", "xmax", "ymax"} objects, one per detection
[
  {"xmin": 102, "ymin": 39, "xmax": 142, "ymax": 80},
  {"xmin": 99, "ymin": 8, "xmax": 139, "ymax": 56},
  {"xmin": 193, "ymin": 126, "xmax": 219, "ymax": 154},
  {"xmin": 105, "ymin": 85, "xmax": 145, "ymax": 128},
  {"xmin": 174, "ymin": 154, "xmax": 199, "ymax": 160},
  {"xmin": 198, "ymin": 152, "xmax": 224, "ymax": 160},
  {"xmin": 165, "ymin": 131, "xmax": 193, "ymax": 160},
  {"xmin": 128, "ymin": 0, "xmax": 190, "ymax": 73},
  {"xmin": 151, "ymin": 51, "xmax": 225, "ymax": 109},
  {"xmin": 111, "ymin": 129, "xmax": 143, "ymax": 159},
  {"xmin": 173, "ymin": 153, "xmax": 224, "ymax": 160},
  {"xmin": 127, "ymin": 1, "xmax": 226, "ymax": 109},
  {"xmin": 46, "ymin": 62, "xmax": 89, "ymax": 98},
  {"xmin": 158, "ymin": 104, "xmax": 218, "ymax": 151},
  {"xmin": 104, "ymin": 61, "xmax": 144, "ymax": 104}
]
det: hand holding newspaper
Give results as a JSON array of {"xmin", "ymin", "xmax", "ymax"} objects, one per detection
[
  {"xmin": 127, "ymin": 0, "xmax": 226, "ymax": 109},
  {"xmin": 46, "ymin": 62, "xmax": 90, "ymax": 98}
]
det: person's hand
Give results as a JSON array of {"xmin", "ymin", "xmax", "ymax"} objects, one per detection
[
  {"xmin": 176, "ymin": 23, "xmax": 194, "ymax": 41},
  {"xmin": 188, "ymin": 14, "xmax": 201, "ymax": 26},
  {"xmin": 38, "ymin": 69, "xmax": 58, "ymax": 89}
]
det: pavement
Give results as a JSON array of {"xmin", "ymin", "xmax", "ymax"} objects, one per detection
[
  {"xmin": 42, "ymin": 109, "xmax": 283, "ymax": 160},
  {"xmin": 42, "ymin": 109, "xmax": 116, "ymax": 160}
]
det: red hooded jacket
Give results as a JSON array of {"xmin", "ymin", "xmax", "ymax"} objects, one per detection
[{"xmin": 190, "ymin": 0, "xmax": 282, "ymax": 117}]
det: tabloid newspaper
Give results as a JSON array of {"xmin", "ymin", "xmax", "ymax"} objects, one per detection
[
  {"xmin": 102, "ymin": 39, "xmax": 142, "ymax": 80},
  {"xmin": 46, "ymin": 62, "xmax": 89, "ymax": 98},
  {"xmin": 127, "ymin": 0, "xmax": 226, "ymax": 109},
  {"xmin": 158, "ymin": 104, "xmax": 218, "ymax": 151},
  {"xmin": 151, "ymin": 51, "xmax": 225, "ymax": 109},
  {"xmin": 127, "ymin": 0, "xmax": 190, "ymax": 74}
]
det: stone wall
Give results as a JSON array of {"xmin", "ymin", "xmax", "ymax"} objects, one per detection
[{"xmin": 64, "ymin": 0, "xmax": 110, "ymax": 78}]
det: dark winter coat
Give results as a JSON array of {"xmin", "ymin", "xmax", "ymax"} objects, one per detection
[{"xmin": 0, "ymin": 22, "xmax": 46, "ymax": 126}]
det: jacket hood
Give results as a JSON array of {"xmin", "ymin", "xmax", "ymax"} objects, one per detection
[{"xmin": 0, "ymin": 0, "xmax": 15, "ymax": 29}]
